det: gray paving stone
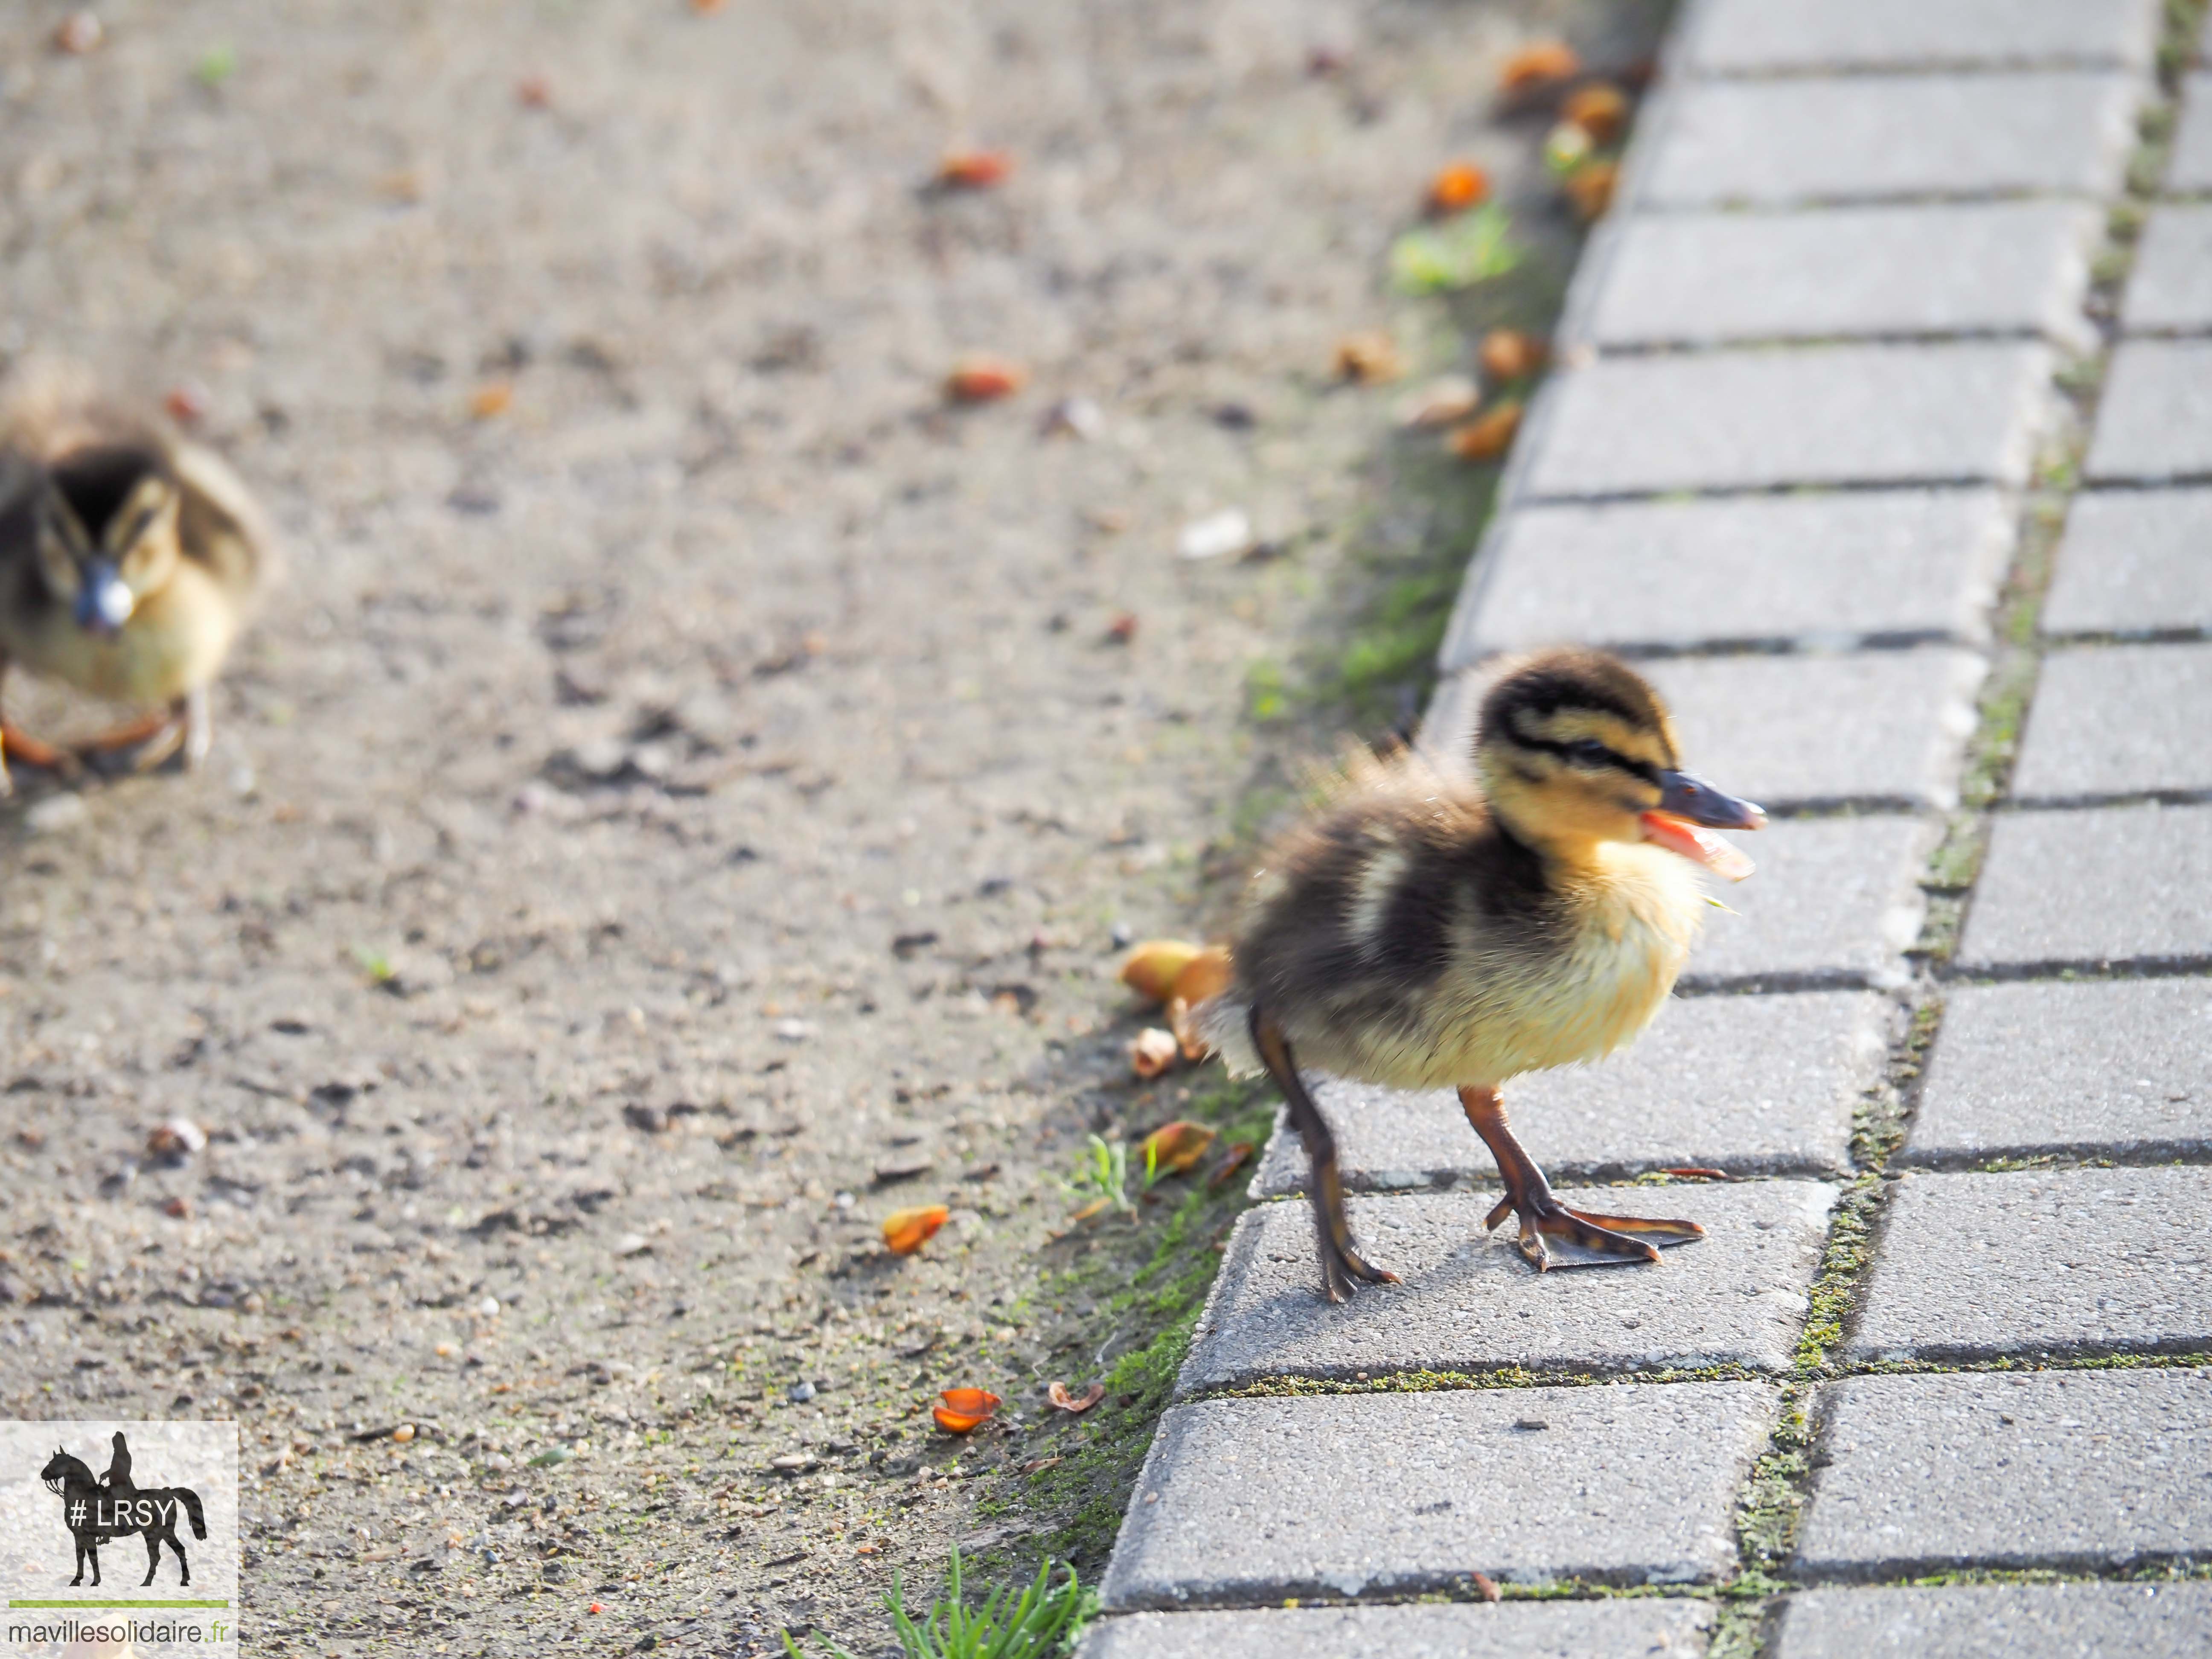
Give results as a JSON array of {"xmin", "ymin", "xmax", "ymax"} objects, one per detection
[
  {"xmin": 1847, "ymin": 1167, "xmax": 2212, "ymax": 1363},
  {"xmin": 2171, "ymin": 75, "xmax": 2212, "ymax": 193},
  {"xmin": 1637, "ymin": 74, "xmax": 2142, "ymax": 209},
  {"xmin": 1902, "ymin": 978, "xmax": 2212, "ymax": 1168},
  {"xmin": 1960, "ymin": 804, "xmax": 2212, "ymax": 968},
  {"xmin": 1775, "ymin": 1583, "xmax": 2212, "ymax": 1659},
  {"xmin": 1681, "ymin": 0, "xmax": 2164, "ymax": 74},
  {"xmin": 1522, "ymin": 345, "xmax": 2053, "ymax": 500},
  {"xmin": 2122, "ymin": 205, "xmax": 2212, "ymax": 332},
  {"xmin": 1252, "ymin": 990, "xmax": 1888, "ymax": 1196},
  {"xmin": 2013, "ymin": 643, "xmax": 2212, "ymax": 799},
  {"xmin": 1795, "ymin": 1369, "xmax": 2212, "ymax": 1577},
  {"xmin": 2042, "ymin": 486, "xmax": 2212, "ymax": 636},
  {"xmin": 1100, "ymin": 1382, "xmax": 1773, "ymax": 1607},
  {"xmin": 2084, "ymin": 341, "xmax": 2212, "ymax": 483},
  {"xmin": 1680, "ymin": 815, "xmax": 1931, "ymax": 989},
  {"xmin": 1647, "ymin": 651, "xmax": 1985, "ymax": 811},
  {"xmin": 1080, "ymin": 1597, "xmax": 1715, "ymax": 1659},
  {"xmin": 1571, "ymin": 204, "xmax": 2098, "ymax": 351},
  {"xmin": 1445, "ymin": 490, "xmax": 2013, "ymax": 666},
  {"xmin": 1182, "ymin": 1181, "xmax": 1833, "ymax": 1391}
]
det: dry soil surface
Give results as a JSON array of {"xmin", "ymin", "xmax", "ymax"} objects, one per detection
[{"xmin": 0, "ymin": 1, "xmax": 1653, "ymax": 1652}]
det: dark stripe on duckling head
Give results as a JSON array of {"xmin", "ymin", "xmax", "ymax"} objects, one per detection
[
  {"xmin": 49, "ymin": 446, "xmax": 170, "ymax": 542},
  {"xmin": 1477, "ymin": 648, "xmax": 1679, "ymax": 772}
]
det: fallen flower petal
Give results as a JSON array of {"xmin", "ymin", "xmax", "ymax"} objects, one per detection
[
  {"xmin": 1473, "ymin": 1570, "xmax": 1502, "ymax": 1603},
  {"xmin": 469, "ymin": 380, "xmax": 514, "ymax": 419},
  {"xmin": 1563, "ymin": 159, "xmax": 1619, "ymax": 222},
  {"xmin": 1167, "ymin": 996, "xmax": 1210, "ymax": 1062},
  {"xmin": 941, "ymin": 1387, "xmax": 1003, "ymax": 1415},
  {"xmin": 1499, "ymin": 40, "xmax": 1579, "ymax": 92},
  {"xmin": 1396, "ymin": 375, "xmax": 1481, "ymax": 429},
  {"xmin": 1207, "ymin": 1141, "xmax": 1257, "ymax": 1190},
  {"xmin": 1177, "ymin": 507, "xmax": 1255, "ymax": 561},
  {"xmin": 1120, "ymin": 939, "xmax": 1204, "ymax": 1003},
  {"xmin": 1141, "ymin": 1120, "xmax": 1217, "ymax": 1176},
  {"xmin": 1426, "ymin": 161, "xmax": 1490, "ymax": 216},
  {"xmin": 54, "ymin": 12, "xmax": 103, "ymax": 55},
  {"xmin": 882, "ymin": 1203, "xmax": 951, "ymax": 1255},
  {"xmin": 932, "ymin": 1407, "xmax": 987, "ymax": 1434},
  {"xmin": 938, "ymin": 148, "xmax": 1013, "ymax": 189},
  {"xmin": 945, "ymin": 354, "xmax": 1027, "ymax": 402},
  {"xmin": 1478, "ymin": 329, "xmax": 1546, "ymax": 384},
  {"xmin": 1562, "ymin": 82, "xmax": 1629, "ymax": 144},
  {"xmin": 1048, "ymin": 1381, "xmax": 1106, "ymax": 1414},
  {"xmin": 1446, "ymin": 400, "xmax": 1524, "ymax": 462},
  {"xmin": 1333, "ymin": 331, "xmax": 1406, "ymax": 385},
  {"xmin": 1171, "ymin": 944, "xmax": 1234, "ymax": 1008},
  {"xmin": 1129, "ymin": 1027, "xmax": 1180, "ymax": 1080}
]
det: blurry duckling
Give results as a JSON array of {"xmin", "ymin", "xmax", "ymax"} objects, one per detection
[
  {"xmin": 0, "ymin": 364, "xmax": 273, "ymax": 792},
  {"xmin": 1204, "ymin": 647, "xmax": 1765, "ymax": 1299}
]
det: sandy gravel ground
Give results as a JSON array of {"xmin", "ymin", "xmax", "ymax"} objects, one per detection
[{"xmin": 0, "ymin": 1, "xmax": 1655, "ymax": 1651}]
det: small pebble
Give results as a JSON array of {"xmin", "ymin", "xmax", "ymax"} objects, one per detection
[{"xmin": 787, "ymin": 1380, "xmax": 816, "ymax": 1403}]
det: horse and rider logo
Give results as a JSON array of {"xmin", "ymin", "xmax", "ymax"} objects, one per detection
[{"xmin": 37, "ymin": 1431, "xmax": 208, "ymax": 1587}]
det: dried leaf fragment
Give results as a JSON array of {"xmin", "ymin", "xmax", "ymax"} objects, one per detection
[
  {"xmin": 938, "ymin": 148, "xmax": 1013, "ymax": 189},
  {"xmin": 1141, "ymin": 1120, "xmax": 1217, "ymax": 1177},
  {"xmin": 163, "ymin": 383, "xmax": 210, "ymax": 425},
  {"xmin": 1426, "ymin": 161, "xmax": 1490, "ymax": 216},
  {"xmin": 1207, "ymin": 1141, "xmax": 1256, "ymax": 1190},
  {"xmin": 516, "ymin": 74, "xmax": 553, "ymax": 109},
  {"xmin": 1119, "ymin": 939, "xmax": 1204, "ymax": 1003},
  {"xmin": 1473, "ymin": 1570, "xmax": 1502, "ymax": 1603},
  {"xmin": 54, "ymin": 12, "xmax": 104, "ymax": 55},
  {"xmin": 1048, "ymin": 1381, "xmax": 1106, "ymax": 1414},
  {"xmin": 1129, "ymin": 1027, "xmax": 1180, "ymax": 1080},
  {"xmin": 1499, "ymin": 40, "xmax": 1579, "ymax": 92},
  {"xmin": 945, "ymin": 354, "xmax": 1027, "ymax": 403},
  {"xmin": 1478, "ymin": 330, "xmax": 1546, "ymax": 384},
  {"xmin": 1563, "ymin": 160, "xmax": 1619, "ymax": 222},
  {"xmin": 1333, "ymin": 331, "xmax": 1405, "ymax": 385},
  {"xmin": 882, "ymin": 1203, "xmax": 951, "ymax": 1255},
  {"xmin": 1446, "ymin": 400, "xmax": 1524, "ymax": 462},
  {"xmin": 1562, "ymin": 82, "xmax": 1629, "ymax": 145},
  {"xmin": 469, "ymin": 381, "xmax": 514, "ymax": 419},
  {"xmin": 1396, "ymin": 375, "xmax": 1480, "ymax": 429}
]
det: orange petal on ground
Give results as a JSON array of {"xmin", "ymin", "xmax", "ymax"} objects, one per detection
[
  {"xmin": 1446, "ymin": 401, "xmax": 1523, "ymax": 462},
  {"xmin": 1141, "ymin": 1120, "xmax": 1217, "ymax": 1176},
  {"xmin": 1563, "ymin": 159, "xmax": 1619, "ymax": 222},
  {"xmin": 945, "ymin": 354, "xmax": 1027, "ymax": 402},
  {"xmin": 1426, "ymin": 161, "xmax": 1490, "ymax": 215},
  {"xmin": 882, "ymin": 1203, "xmax": 951, "ymax": 1255},
  {"xmin": 941, "ymin": 1388, "xmax": 1003, "ymax": 1417},
  {"xmin": 939, "ymin": 148, "xmax": 1013, "ymax": 188},
  {"xmin": 1473, "ymin": 1570, "xmax": 1502, "ymax": 1603},
  {"xmin": 1207, "ymin": 1141, "xmax": 1257, "ymax": 1190},
  {"xmin": 469, "ymin": 381, "xmax": 514, "ymax": 419},
  {"xmin": 1170, "ymin": 945, "xmax": 1233, "ymax": 1007},
  {"xmin": 1129, "ymin": 1027, "xmax": 1179, "ymax": 1080},
  {"xmin": 1562, "ymin": 82, "xmax": 1629, "ymax": 144},
  {"xmin": 1477, "ymin": 329, "xmax": 1547, "ymax": 384},
  {"xmin": 1119, "ymin": 939, "xmax": 1204, "ymax": 1003},
  {"xmin": 933, "ymin": 1406, "xmax": 991, "ymax": 1434},
  {"xmin": 1333, "ymin": 330, "xmax": 1405, "ymax": 384},
  {"xmin": 1499, "ymin": 40, "xmax": 1579, "ymax": 91},
  {"xmin": 1168, "ymin": 997, "xmax": 1211, "ymax": 1062},
  {"xmin": 1048, "ymin": 1381, "xmax": 1106, "ymax": 1414}
]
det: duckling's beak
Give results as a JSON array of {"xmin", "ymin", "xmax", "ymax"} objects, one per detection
[
  {"xmin": 73, "ymin": 558, "xmax": 135, "ymax": 637},
  {"xmin": 1642, "ymin": 770, "xmax": 1766, "ymax": 882}
]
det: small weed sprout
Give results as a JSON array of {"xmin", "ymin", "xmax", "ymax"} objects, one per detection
[{"xmin": 786, "ymin": 1547, "xmax": 1094, "ymax": 1659}]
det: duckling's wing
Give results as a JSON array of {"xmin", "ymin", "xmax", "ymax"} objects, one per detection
[{"xmin": 172, "ymin": 439, "xmax": 278, "ymax": 608}]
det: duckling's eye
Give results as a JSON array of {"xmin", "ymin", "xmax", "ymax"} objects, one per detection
[{"xmin": 1566, "ymin": 739, "xmax": 1612, "ymax": 768}]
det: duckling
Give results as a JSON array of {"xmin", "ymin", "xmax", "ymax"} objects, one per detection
[
  {"xmin": 1204, "ymin": 648, "xmax": 1766, "ymax": 1300},
  {"xmin": 0, "ymin": 365, "xmax": 272, "ymax": 794}
]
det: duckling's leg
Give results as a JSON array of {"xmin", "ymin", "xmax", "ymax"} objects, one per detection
[
  {"xmin": 1458, "ymin": 1086, "xmax": 1704, "ymax": 1271},
  {"xmin": 1251, "ymin": 1008, "xmax": 1400, "ymax": 1303},
  {"xmin": 0, "ymin": 714, "xmax": 81, "ymax": 792},
  {"xmin": 180, "ymin": 685, "xmax": 212, "ymax": 769}
]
